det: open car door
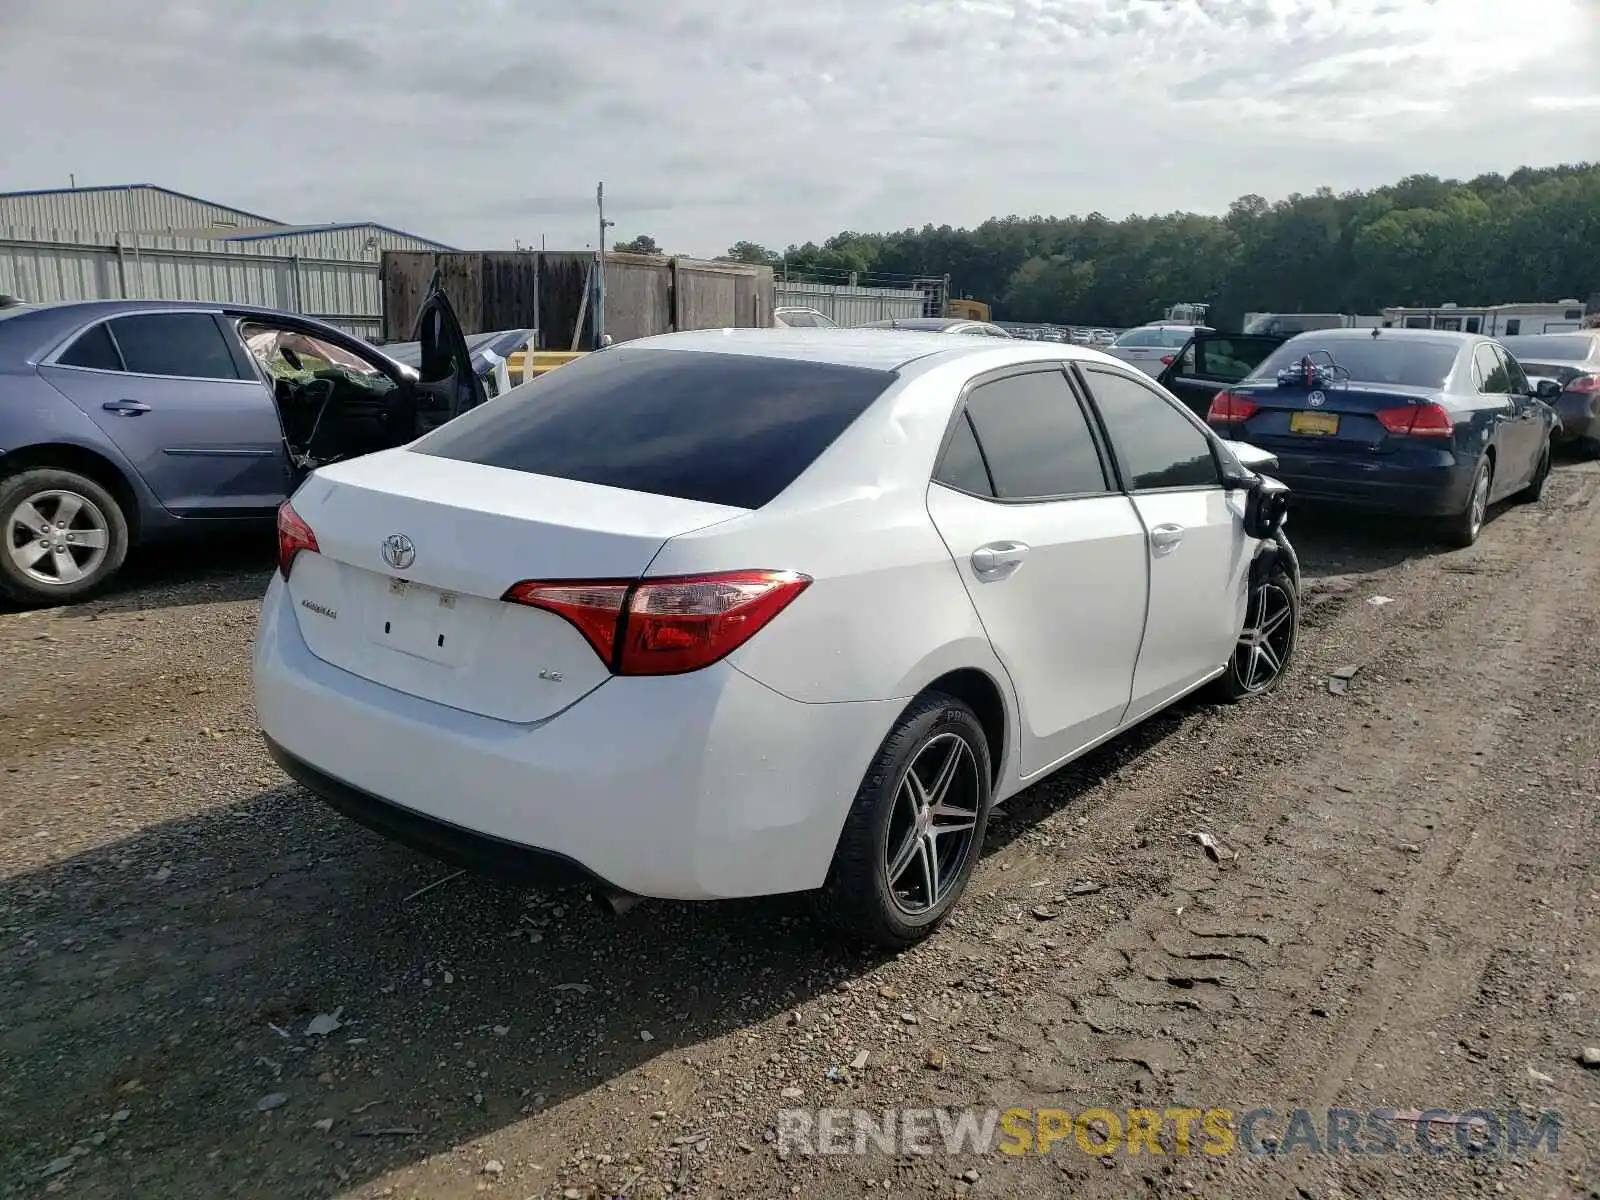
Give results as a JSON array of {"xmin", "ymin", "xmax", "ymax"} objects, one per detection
[
  {"xmin": 1158, "ymin": 331, "xmax": 1287, "ymax": 418},
  {"xmin": 410, "ymin": 275, "xmax": 487, "ymax": 434}
]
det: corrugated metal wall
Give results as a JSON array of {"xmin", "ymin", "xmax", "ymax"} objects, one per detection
[
  {"xmin": 776, "ymin": 281, "xmax": 926, "ymax": 326},
  {"xmin": 0, "ymin": 185, "xmax": 279, "ymax": 243},
  {"xmin": 0, "ymin": 235, "xmax": 381, "ymax": 340}
]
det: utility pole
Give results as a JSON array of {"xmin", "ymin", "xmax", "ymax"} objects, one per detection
[{"xmin": 596, "ymin": 182, "xmax": 615, "ymax": 349}]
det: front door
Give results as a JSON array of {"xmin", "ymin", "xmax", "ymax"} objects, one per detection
[
  {"xmin": 1157, "ymin": 333, "xmax": 1286, "ymax": 418},
  {"xmin": 924, "ymin": 366, "xmax": 1148, "ymax": 778},
  {"xmin": 39, "ymin": 311, "xmax": 290, "ymax": 516},
  {"xmin": 410, "ymin": 277, "xmax": 487, "ymax": 432},
  {"xmin": 1078, "ymin": 364, "xmax": 1250, "ymax": 718}
]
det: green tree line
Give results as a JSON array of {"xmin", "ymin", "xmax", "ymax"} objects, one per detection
[{"xmin": 714, "ymin": 162, "xmax": 1599, "ymax": 329}]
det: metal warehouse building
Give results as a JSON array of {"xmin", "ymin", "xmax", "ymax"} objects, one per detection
[{"xmin": 0, "ymin": 184, "xmax": 454, "ymax": 339}]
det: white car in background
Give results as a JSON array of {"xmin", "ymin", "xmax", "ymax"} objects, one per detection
[
  {"xmin": 1104, "ymin": 323, "xmax": 1209, "ymax": 376},
  {"xmin": 255, "ymin": 330, "xmax": 1297, "ymax": 947},
  {"xmin": 773, "ymin": 307, "xmax": 839, "ymax": 329}
]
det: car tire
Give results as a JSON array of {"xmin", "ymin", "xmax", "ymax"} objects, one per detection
[
  {"xmin": 1517, "ymin": 442, "xmax": 1552, "ymax": 503},
  {"xmin": 1442, "ymin": 457, "xmax": 1492, "ymax": 548},
  {"xmin": 0, "ymin": 467, "xmax": 129, "ymax": 606},
  {"xmin": 817, "ymin": 692, "xmax": 992, "ymax": 950},
  {"xmin": 1212, "ymin": 564, "xmax": 1299, "ymax": 702},
  {"xmin": 1579, "ymin": 436, "xmax": 1600, "ymax": 460}
]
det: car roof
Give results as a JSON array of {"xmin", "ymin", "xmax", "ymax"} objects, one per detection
[{"xmin": 616, "ymin": 327, "xmax": 1120, "ymax": 372}]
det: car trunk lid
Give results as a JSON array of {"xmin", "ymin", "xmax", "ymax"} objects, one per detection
[
  {"xmin": 1221, "ymin": 382, "xmax": 1444, "ymax": 455},
  {"xmin": 1518, "ymin": 361, "xmax": 1587, "ymax": 387},
  {"xmin": 282, "ymin": 449, "xmax": 747, "ymax": 723}
]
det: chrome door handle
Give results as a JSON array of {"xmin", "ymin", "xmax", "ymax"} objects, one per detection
[
  {"xmin": 102, "ymin": 400, "xmax": 151, "ymax": 416},
  {"xmin": 971, "ymin": 541, "xmax": 1029, "ymax": 581},
  {"xmin": 1149, "ymin": 524, "xmax": 1185, "ymax": 554}
]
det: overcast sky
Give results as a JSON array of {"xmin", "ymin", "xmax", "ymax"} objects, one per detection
[{"xmin": 1, "ymin": 0, "xmax": 1596, "ymax": 257}]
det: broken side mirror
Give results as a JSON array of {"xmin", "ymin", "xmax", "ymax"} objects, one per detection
[{"xmin": 1243, "ymin": 476, "xmax": 1291, "ymax": 540}]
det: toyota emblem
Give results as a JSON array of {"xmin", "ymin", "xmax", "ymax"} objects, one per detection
[
  {"xmin": 1307, "ymin": 390, "xmax": 1326, "ymax": 407},
  {"xmin": 381, "ymin": 533, "xmax": 416, "ymax": 570}
]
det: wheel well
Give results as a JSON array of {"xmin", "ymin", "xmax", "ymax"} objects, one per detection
[
  {"xmin": 923, "ymin": 669, "xmax": 1006, "ymax": 785},
  {"xmin": 1, "ymin": 444, "xmax": 141, "ymax": 542}
]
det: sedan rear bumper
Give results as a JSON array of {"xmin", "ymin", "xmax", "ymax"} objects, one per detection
[
  {"xmin": 1267, "ymin": 450, "xmax": 1474, "ymax": 517},
  {"xmin": 253, "ymin": 574, "xmax": 901, "ymax": 901},
  {"xmin": 1552, "ymin": 393, "xmax": 1599, "ymax": 442}
]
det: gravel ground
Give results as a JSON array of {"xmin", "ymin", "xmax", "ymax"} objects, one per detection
[{"xmin": 2, "ymin": 466, "xmax": 1598, "ymax": 1200}]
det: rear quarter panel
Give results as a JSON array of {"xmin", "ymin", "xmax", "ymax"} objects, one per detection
[
  {"xmin": 0, "ymin": 368, "xmax": 159, "ymax": 512},
  {"xmin": 642, "ymin": 356, "xmax": 1023, "ymax": 776}
]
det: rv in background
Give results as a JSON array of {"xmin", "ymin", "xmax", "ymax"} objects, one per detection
[
  {"xmin": 1381, "ymin": 300, "xmax": 1588, "ymax": 337},
  {"xmin": 1244, "ymin": 312, "xmax": 1383, "ymax": 336}
]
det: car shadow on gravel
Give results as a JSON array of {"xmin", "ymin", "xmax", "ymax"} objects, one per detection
[
  {"xmin": 1284, "ymin": 504, "xmax": 1455, "ymax": 580},
  {"xmin": 0, "ymin": 786, "xmax": 894, "ymax": 1195}
]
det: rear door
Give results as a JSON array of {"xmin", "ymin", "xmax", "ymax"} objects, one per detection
[
  {"xmin": 39, "ymin": 311, "xmax": 290, "ymax": 516},
  {"xmin": 1077, "ymin": 364, "xmax": 1247, "ymax": 718},
  {"xmin": 923, "ymin": 366, "xmax": 1148, "ymax": 777},
  {"xmin": 1158, "ymin": 332, "xmax": 1286, "ymax": 417},
  {"xmin": 1485, "ymin": 343, "xmax": 1542, "ymax": 493}
]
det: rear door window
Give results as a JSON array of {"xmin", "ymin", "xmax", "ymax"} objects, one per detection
[
  {"xmin": 106, "ymin": 313, "xmax": 240, "ymax": 380},
  {"xmin": 958, "ymin": 369, "xmax": 1108, "ymax": 499},
  {"xmin": 414, "ymin": 348, "xmax": 895, "ymax": 510},
  {"xmin": 1474, "ymin": 343, "xmax": 1510, "ymax": 394},
  {"xmin": 57, "ymin": 323, "xmax": 125, "ymax": 371}
]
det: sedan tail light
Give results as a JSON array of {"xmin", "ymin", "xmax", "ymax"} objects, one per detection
[
  {"xmin": 276, "ymin": 501, "xmax": 319, "ymax": 578},
  {"xmin": 504, "ymin": 570, "xmax": 811, "ymax": 676},
  {"xmin": 1207, "ymin": 391, "xmax": 1260, "ymax": 424},
  {"xmin": 1376, "ymin": 401, "xmax": 1453, "ymax": 438},
  {"xmin": 1160, "ymin": 354, "xmax": 1175, "ymax": 367},
  {"xmin": 1567, "ymin": 374, "xmax": 1598, "ymax": 394}
]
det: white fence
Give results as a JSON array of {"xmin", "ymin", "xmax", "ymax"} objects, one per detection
[
  {"xmin": 0, "ymin": 232, "xmax": 382, "ymax": 340},
  {"xmin": 776, "ymin": 281, "xmax": 926, "ymax": 326}
]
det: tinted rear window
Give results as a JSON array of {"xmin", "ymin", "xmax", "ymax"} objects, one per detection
[
  {"xmin": 414, "ymin": 348, "xmax": 895, "ymax": 510},
  {"xmin": 1501, "ymin": 335, "xmax": 1595, "ymax": 363},
  {"xmin": 1250, "ymin": 337, "xmax": 1460, "ymax": 389}
]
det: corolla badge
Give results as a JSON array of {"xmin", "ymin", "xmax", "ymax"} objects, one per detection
[
  {"xmin": 381, "ymin": 533, "xmax": 416, "ymax": 570},
  {"xmin": 1307, "ymin": 391, "xmax": 1326, "ymax": 407}
]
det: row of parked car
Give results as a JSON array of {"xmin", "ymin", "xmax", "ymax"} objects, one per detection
[{"xmin": 2, "ymin": 291, "xmax": 1589, "ymax": 946}]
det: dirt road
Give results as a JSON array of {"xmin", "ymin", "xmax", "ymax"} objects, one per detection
[{"xmin": 2, "ymin": 467, "xmax": 1598, "ymax": 1200}]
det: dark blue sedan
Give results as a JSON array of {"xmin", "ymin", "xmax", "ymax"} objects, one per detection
[
  {"xmin": 1201, "ymin": 328, "xmax": 1558, "ymax": 547},
  {"xmin": 0, "ymin": 290, "xmax": 485, "ymax": 605}
]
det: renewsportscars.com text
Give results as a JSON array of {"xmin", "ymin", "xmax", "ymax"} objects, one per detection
[{"xmin": 776, "ymin": 1106, "xmax": 1561, "ymax": 1159}]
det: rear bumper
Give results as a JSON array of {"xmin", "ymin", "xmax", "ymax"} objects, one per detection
[
  {"xmin": 1268, "ymin": 450, "xmax": 1473, "ymax": 517},
  {"xmin": 1552, "ymin": 394, "xmax": 1599, "ymax": 442},
  {"xmin": 252, "ymin": 574, "xmax": 902, "ymax": 900}
]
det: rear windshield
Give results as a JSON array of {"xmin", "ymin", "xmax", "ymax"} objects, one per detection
[
  {"xmin": 1114, "ymin": 327, "xmax": 1191, "ymax": 348},
  {"xmin": 1250, "ymin": 336, "xmax": 1461, "ymax": 389},
  {"xmin": 1500, "ymin": 334, "xmax": 1594, "ymax": 363},
  {"xmin": 413, "ymin": 348, "xmax": 896, "ymax": 510}
]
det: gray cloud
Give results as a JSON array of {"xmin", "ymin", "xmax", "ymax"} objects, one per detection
[{"xmin": 0, "ymin": 0, "xmax": 1594, "ymax": 257}]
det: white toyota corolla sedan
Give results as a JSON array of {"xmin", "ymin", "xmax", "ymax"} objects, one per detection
[{"xmin": 255, "ymin": 329, "xmax": 1298, "ymax": 947}]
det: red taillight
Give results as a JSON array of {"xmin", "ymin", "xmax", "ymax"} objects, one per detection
[
  {"xmin": 1376, "ymin": 401, "xmax": 1453, "ymax": 438},
  {"xmin": 276, "ymin": 501, "xmax": 319, "ymax": 578},
  {"xmin": 1207, "ymin": 391, "xmax": 1260, "ymax": 424},
  {"xmin": 1567, "ymin": 374, "xmax": 1598, "ymax": 393},
  {"xmin": 504, "ymin": 570, "xmax": 811, "ymax": 676},
  {"xmin": 1160, "ymin": 355, "xmax": 1175, "ymax": 367}
]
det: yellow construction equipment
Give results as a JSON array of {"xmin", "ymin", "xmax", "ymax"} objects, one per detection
[
  {"xmin": 507, "ymin": 350, "xmax": 587, "ymax": 385},
  {"xmin": 946, "ymin": 298, "xmax": 992, "ymax": 321}
]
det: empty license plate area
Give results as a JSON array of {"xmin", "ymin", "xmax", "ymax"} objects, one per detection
[
  {"xmin": 369, "ymin": 577, "xmax": 465, "ymax": 666},
  {"xmin": 1290, "ymin": 410, "xmax": 1340, "ymax": 436}
]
